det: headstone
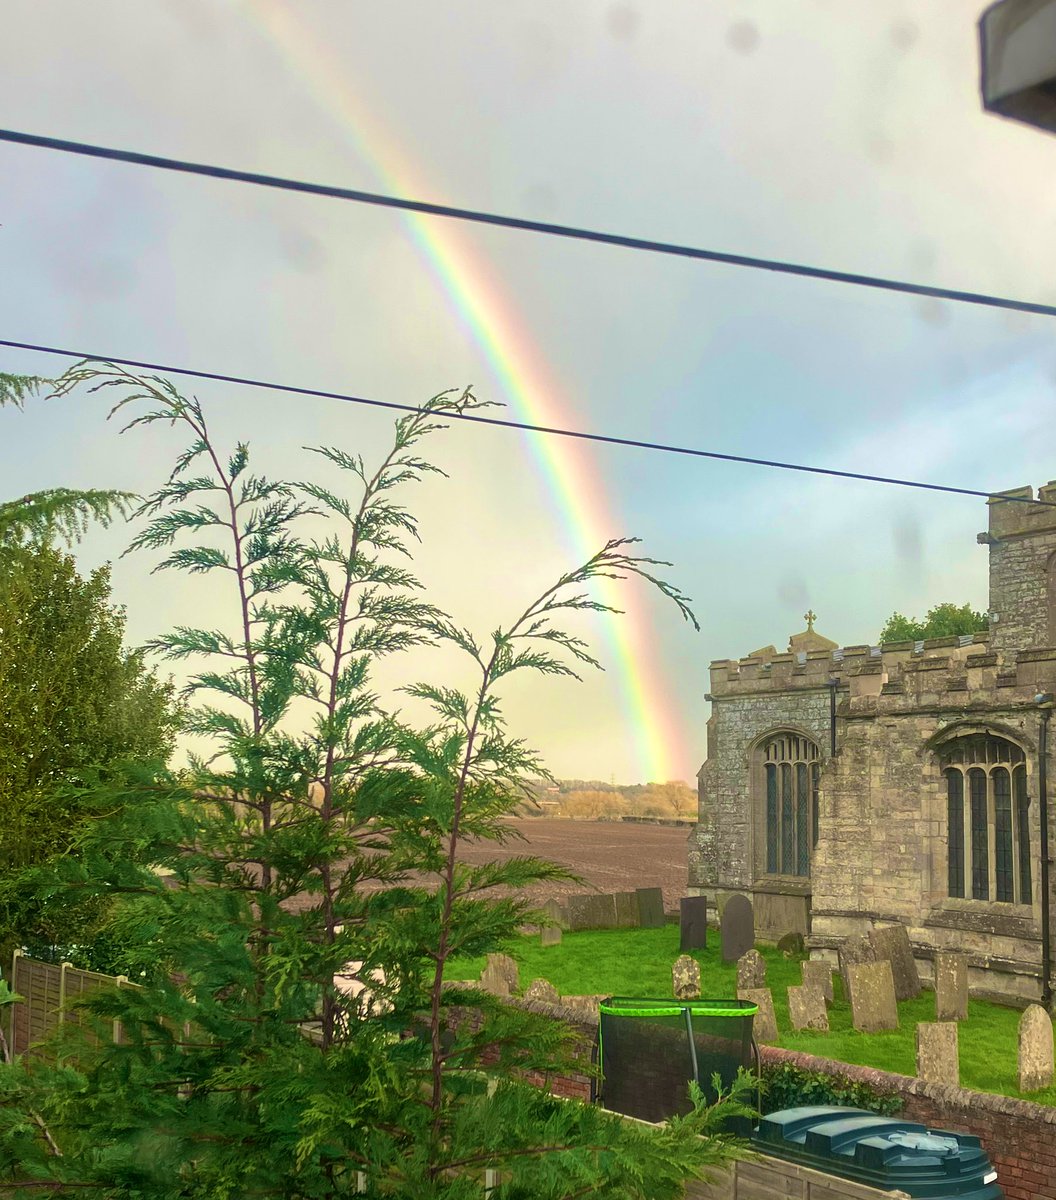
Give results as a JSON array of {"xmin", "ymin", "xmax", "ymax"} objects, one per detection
[
  {"xmin": 838, "ymin": 933, "xmax": 877, "ymax": 999},
  {"xmin": 636, "ymin": 887, "xmax": 665, "ymax": 929},
  {"xmin": 802, "ymin": 961, "xmax": 834, "ymax": 1005},
  {"xmin": 614, "ymin": 891, "xmax": 641, "ymax": 929},
  {"xmin": 869, "ymin": 924, "xmax": 922, "ymax": 1001},
  {"xmin": 540, "ymin": 926, "xmax": 562, "ymax": 947},
  {"xmin": 736, "ymin": 948, "xmax": 766, "ymax": 991},
  {"xmin": 934, "ymin": 951, "xmax": 968, "ymax": 1021},
  {"xmin": 847, "ymin": 961, "xmax": 899, "ymax": 1033},
  {"xmin": 480, "ymin": 953, "xmax": 519, "ymax": 997},
  {"xmin": 524, "ymin": 978, "xmax": 560, "ymax": 1005},
  {"xmin": 566, "ymin": 893, "xmax": 617, "ymax": 931},
  {"xmin": 1018, "ymin": 1004, "xmax": 1055, "ymax": 1093},
  {"xmin": 679, "ymin": 895, "xmax": 708, "ymax": 951},
  {"xmin": 720, "ymin": 894, "xmax": 754, "ymax": 964},
  {"xmin": 788, "ymin": 985, "xmax": 829, "ymax": 1032},
  {"xmin": 540, "ymin": 898, "xmax": 568, "ymax": 930},
  {"xmin": 672, "ymin": 954, "xmax": 701, "ymax": 1000},
  {"xmin": 916, "ymin": 1022, "xmax": 959, "ymax": 1086},
  {"xmin": 777, "ymin": 931, "xmax": 805, "ymax": 957},
  {"xmin": 738, "ymin": 987, "xmax": 779, "ymax": 1043},
  {"xmin": 561, "ymin": 994, "xmax": 606, "ymax": 1015}
]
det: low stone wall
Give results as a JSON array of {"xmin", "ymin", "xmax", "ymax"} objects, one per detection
[{"xmin": 482, "ymin": 998, "xmax": 1056, "ymax": 1200}]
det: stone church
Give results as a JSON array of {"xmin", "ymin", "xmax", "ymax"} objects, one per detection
[{"xmin": 689, "ymin": 482, "xmax": 1056, "ymax": 1005}]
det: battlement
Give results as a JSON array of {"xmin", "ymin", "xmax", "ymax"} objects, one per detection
[{"xmin": 984, "ymin": 481, "xmax": 1056, "ymax": 541}]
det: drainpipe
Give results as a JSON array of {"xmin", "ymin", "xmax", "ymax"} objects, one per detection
[
  {"xmin": 1036, "ymin": 694, "xmax": 1053, "ymax": 1010},
  {"xmin": 828, "ymin": 679, "xmax": 838, "ymax": 757}
]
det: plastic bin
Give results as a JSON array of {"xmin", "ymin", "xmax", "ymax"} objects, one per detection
[
  {"xmin": 597, "ymin": 996, "xmax": 757, "ymax": 1124},
  {"xmin": 754, "ymin": 1105, "xmax": 1004, "ymax": 1198}
]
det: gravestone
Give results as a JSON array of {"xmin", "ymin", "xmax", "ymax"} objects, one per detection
[
  {"xmin": 788, "ymin": 985, "xmax": 829, "ymax": 1032},
  {"xmin": 481, "ymin": 953, "xmax": 519, "ymax": 997},
  {"xmin": 934, "ymin": 951, "xmax": 968, "ymax": 1021},
  {"xmin": 847, "ymin": 960, "xmax": 899, "ymax": 1033},
  {"xmin": 869, "ymin": 924, "xmax": 922, "ymax": 1001},
  {"xmin": 738, "ymin": 987, "xmax": 779, "ymax": 1043},
  {"xmin": 720, "ymin": 894, "xmax": 754, "ymax": 964},
  {"xmin": 801, "ymin": 960, "xmax": 834, "ymax": 1004},
  {"xmin": 672, "ymin": 954, "xmax": 701, "ymax": 1000},
  {"xmin": 838, "ymin": 933, "xmax": 877, "ymax": 999},
  {"xmin": 916, "ymin": 1022, "xmax": 959, "ymax": 1086},
  {"xmin": 540, "ymin": 897, "xmax": 568, "ymax": 930},
  {"xmin": 540, "ymin": 925, "xmax": 562, "ymax": 947},
  {"xmin": 524, "ymin": 978, "xmax": 560, "ymax": 1005},
  {"xmin": 777, "ymin": 931, "xmax": 805, "ymax": 957},
  {"xmin": 567, "ymin": 893, "xmax": 617, "ymax": 931},
  {"xmin": 1018, "ymin": 1004, "xmax": 1055, "ymax": 1093},
  {"xmin": 615, "ymin": 891, "xmax": 641, "ymax": 929},
  {"xmin": 636, "ymin": 887, "xmax": 666, "ymax": 929},
  {"xmin": 679, "ymin": 895, "xmax": 708, "ymax": 951},
  {"xmin": 561, "ymin": 994, "xmax": 606, "ymax": 1015},
  {"xmin": 736, "ymin": 948, "xmax": 766, "ymax": 991}
]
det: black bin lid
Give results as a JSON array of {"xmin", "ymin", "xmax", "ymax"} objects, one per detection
[{"xmin": 754, "ymin": 1106, "xmax": 1003, "ymax": 1198}]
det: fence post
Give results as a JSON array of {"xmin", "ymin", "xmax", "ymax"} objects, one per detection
[
  {"xmin": 114, "ymin": 975, "xmax": 129, "ymax": 1044},
  {"xmin": 7, "ymin": 949, "xmax": 21, "ymax": 1057},
  {"xmin": 59, "ymin": 961, "xmax": 73, "ymax": 1023}
]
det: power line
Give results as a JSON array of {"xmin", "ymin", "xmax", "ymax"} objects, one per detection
[
  {"xmin": 2, "ymin": 127, "xmax": 1055, "ymax": 322},
  {"xmin": 3, "ymin": 335, "xmax": 1053, "ymax": 508}
]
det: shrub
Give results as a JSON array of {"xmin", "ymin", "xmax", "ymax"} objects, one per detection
[{"xmin": 760, "ymin": 1061, "xmax": 901, "ymax": 1117}]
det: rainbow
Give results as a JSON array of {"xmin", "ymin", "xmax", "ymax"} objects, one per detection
[{"xmin": 243, "ymin": 3, "xmax": 693, "ymax": 782}]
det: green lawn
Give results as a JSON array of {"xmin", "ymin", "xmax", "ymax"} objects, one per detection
[{"xmin": 448, "ymin": 925, "xmax": 1056, "ymax": 1106}]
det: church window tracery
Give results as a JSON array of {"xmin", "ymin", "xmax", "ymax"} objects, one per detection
[{"xmin": 761, "ymin": 733, "xmax": 819, "ymax": 878}]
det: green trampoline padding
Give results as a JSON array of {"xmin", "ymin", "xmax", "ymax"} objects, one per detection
[{"xmin": 599, "ymin": 997, "xmax": 759, "ymax": 1019}]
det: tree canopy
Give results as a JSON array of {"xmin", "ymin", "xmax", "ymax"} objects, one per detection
[{"xmin": 878, "ymin": 602, "xmax": 989, "ymax": 645}]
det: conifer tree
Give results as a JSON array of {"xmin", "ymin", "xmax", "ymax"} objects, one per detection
[{"xmin": 0, "ymin": 363, "xmax": 753, "ymax": 1198}]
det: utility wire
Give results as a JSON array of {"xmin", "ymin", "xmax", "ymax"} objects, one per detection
[
  {"xmin": 2, "ymin": 128, "xmax": 1055, "ymax": 322},
  {"xmin": 3, "ymin": 336, "xmax": 1053, "ymax": 508}
]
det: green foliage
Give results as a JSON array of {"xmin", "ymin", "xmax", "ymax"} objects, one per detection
[
  {"xmin": 878, "ymin": 602, "xmax": 988, "ymax": 645},
  {"xmin": 760, "ymin": 1061, "xmax": 900, "ymax": 1117},
  {"xmin": 0, "ymin": 542, "xmax": 178, "ymax": 960},
  {"xmin": 0, "ymin": 365, "xmax": 736, "ymax": 1199},
  {"xmin": 0, "ymin": 372, "xmax": 135, "ymax": 552}
]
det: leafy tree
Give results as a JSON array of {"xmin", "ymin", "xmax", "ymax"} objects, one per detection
[
  {"xmin": 0, "ymin": 365, "xmax": 753, "ymax": 1198},
  {"xmin": 0, "ymin": 543, "xmax": 178, "ymax": 963},
  {"xmin": 878, "ymin": 602, "xmax": 988, "ymax": 645},
  {"xmin": 0, "ymin": 372, "xmax": 134, "ymax": 553}
]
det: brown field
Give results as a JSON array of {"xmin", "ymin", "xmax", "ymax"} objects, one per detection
[{"xmin": 455, "ymin": 818, "xmax": 692, "ymax": 912}]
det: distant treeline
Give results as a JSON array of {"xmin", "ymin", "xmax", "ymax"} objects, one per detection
[{"xmin": 518, "ymin": 778, "xmax": 696, "ymax": 821}]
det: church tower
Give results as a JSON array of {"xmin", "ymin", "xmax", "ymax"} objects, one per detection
[{"xmin": 982, "ymin": 481, "xmax": 1056, "ymax": 653}]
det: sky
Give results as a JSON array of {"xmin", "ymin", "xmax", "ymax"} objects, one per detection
[{"xmin": 2, "ymin": 1, "xmax": 1055, "ymax": 785}]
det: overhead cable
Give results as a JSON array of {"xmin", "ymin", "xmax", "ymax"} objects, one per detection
[
  {"xmin": 2, "ymin": 336, "xmax": 1052, "ymax": 508},
  {"xmin": 1, "ymin": 128, "xmax": 1055, "ymax": 321}
]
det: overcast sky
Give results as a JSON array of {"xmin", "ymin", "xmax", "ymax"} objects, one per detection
[{"xmin": 2, "ymin": 1, "xmax": 1055, "ymax": 784}]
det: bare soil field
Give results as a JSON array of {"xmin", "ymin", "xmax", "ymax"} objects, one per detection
[{"xmin": 455, "ymin": 818, "xmax": 692, "ymax": 912}]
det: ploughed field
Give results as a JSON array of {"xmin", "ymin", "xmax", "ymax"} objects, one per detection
[{"xmin": 452, "ymin": 818, "xmax": 690, "ymax": 912}]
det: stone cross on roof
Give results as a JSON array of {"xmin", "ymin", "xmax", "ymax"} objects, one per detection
[
  {"xmin": 804, "ymin": 610, "xmax": 817, "ymax": 632},
  {"xmin": 788, "ymin": 610, "xmax": 838, "ymax": 655}
]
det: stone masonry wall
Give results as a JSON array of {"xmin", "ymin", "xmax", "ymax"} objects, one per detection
[{"xmin": 987, "ymin": 482, "xmax": 1056, "ymax": 655}]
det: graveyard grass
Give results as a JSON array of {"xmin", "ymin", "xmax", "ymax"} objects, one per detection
[{"xmin": 447, "ymin": 925, "xmax": 1056, "ymax": 1107}]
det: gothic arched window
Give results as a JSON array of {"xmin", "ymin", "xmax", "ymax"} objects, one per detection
[
  {"xmin": 761, "ymin": 732, "xmax": 820, "ymax": 878},
  {"xmin": 941, "ymin": 734, "xmax": 1032, "ymax": 905}
]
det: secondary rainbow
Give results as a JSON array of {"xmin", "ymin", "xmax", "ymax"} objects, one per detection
[{"xmin": 244, "ymin": 3, "xmax": 692, "ymax": 782}]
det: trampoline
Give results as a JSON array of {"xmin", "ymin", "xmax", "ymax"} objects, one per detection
[{"xmin": 597, "ymin": 996, "xmax": 759, "ymax": 1126}]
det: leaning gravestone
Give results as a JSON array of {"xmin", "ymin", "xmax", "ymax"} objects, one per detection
[
  {"xmin": 540, "ymin": 897, "xmax": 568, "ymax": 930},
  {"xmin": 736, "ymin": 948, "xmax": 766, "ymax": 991},
  {"xmin": 636, "ymin": 887, "xmax": 666, "ymax": 929},
  {"xmin": 738, "ymin": 987, "xmax": 779, "ymax": 1043},
  {"xmin": 788, "ymin": 985, "xmax": 829, "ymax": 1032},
  {"xmin": 672, "ymin": 954, "xmax": 701, "ymax": 1000},
  {"xmin": 801, "ymin": 960, "xmax": 834, "ymax": 1004},
  {"xmin": 847, "ymin": 960, "xmax": 899, "ymax": 1033},
  {"xmin": 720, "ymin": 894, "xmax": 754, "ymax": 964},
  {"xmin": 869, "ymin": 924, "xmax": 922, "ymax": 1001},
  {"xmin": 540, "ymin": 925, "xmax": 562, "ymax": 947},
  {"xmin": 481, "ymin": 953, "xmax": 519, "ymax": 997},
  {"xmin": 524, "ymin": 978, "xmax": 560, "ymax": 1005},
  {"xmin": 1019, "ymin": 1004, "xmax": 1055, "ymax": 1093},
  {"xmin": 838, "ymin": 933, "xmax": 877, "ymax": 999},
  {"xmin": 777, "ymin": 931, "xmax": 805, "ymax": 957},
  {"xmin": 934, "ymin": 951, "xmax": 968, "ymax": 1021},
  {"xmin": 614, "ymin": 891, "xmax": 641, "ymax": 929},
  {"xmin": 916, "ymin": 1022, "xmax": 959, "ymax": 1086},
  {"xmin": 679, "ymin": 895, "xmax": 708, "ymax": 951}
]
